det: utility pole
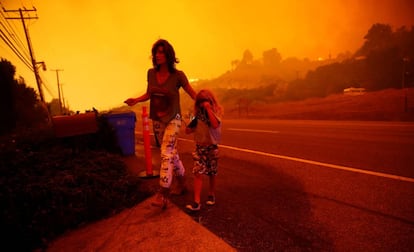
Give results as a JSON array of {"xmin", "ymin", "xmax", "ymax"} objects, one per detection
[
  {"xmin": 4, "ymin": 7, "xmax": 45, "ymax": 102},
  {"xmin": 61, "ymin": 83, "xmax": 66, "ymax": 114},
  {"xmin": 50, "ymin": 69, "xmax": 64, "ymax": 114},
  {"xmin": 402, "ymin": 57, "xmax": 409, "ymax": 113}
]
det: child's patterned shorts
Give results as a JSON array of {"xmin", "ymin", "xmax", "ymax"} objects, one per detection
[{"xmin": 192, "ymin": 144, "xmax": 219, "ymax": 176}]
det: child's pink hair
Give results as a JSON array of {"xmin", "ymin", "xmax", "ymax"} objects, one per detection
[{"xmin": 194, "ymin": 89, "xmax": 223, "ymax": 117}]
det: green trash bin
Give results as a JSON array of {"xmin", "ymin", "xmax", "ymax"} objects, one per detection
[{"xmin": 105, "ymin": 111, "xmax": 136, "ymax": 156}]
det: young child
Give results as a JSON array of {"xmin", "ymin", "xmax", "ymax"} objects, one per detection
[{"xmin": 185, "ymin": 89, "xmax": 223, "ymax": 211}]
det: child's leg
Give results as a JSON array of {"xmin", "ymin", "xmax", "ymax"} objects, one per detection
[
  {"xmin": 193, "ymin": 173, "xmax": 203, "ymax": 204},
  {"xmin": 208, "ymin": 175, "xmax": 216, "ymax": 197},
  {"xmin": 186, "ymin": 145, "xmax": 206, "ymax": 211},
  {"xmin": 207, "ymin": 145, "xmax": 219, "ymax": 197},
  {"xmin": 206, "ymin": 146, "xmax": 218, "ymax": 205},
  {"xmin": 205, "ymin": 175, "xmax": 216, "ymax": 205},
  {"xmin": 186, "ymin": 172, "xmax": 203, "ymax": 211}
]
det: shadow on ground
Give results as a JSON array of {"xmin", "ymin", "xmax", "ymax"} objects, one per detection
[{"xmin": 170, "ymin": 151, "xmax": 334, "ymax": 251}]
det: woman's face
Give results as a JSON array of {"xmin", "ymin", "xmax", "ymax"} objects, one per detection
[{"xmin": 155, "ymin": 46, "xmax": 167, "ymax": 66}]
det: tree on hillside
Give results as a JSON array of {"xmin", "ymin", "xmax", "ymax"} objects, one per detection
[
  {"xmin": 14, "ymin": 77, "xmax": 48, "ymax": 126},
  {"xmin": 231, "ymin": 59, "xmax": 240, "ymax": 70},
  {"xmin": 394, "ymin": 26, "xmax": 414, "ymax": 56},
  {"xmin": 262, "ymin": 48, "xmax": 282, "ymax": 67},
  {"xmin": 364, "ymin": 47, "xmax": 402, "ymax": 90},
  {"xmin": 279, "ymin": 57, "xmax": 321, "ymax": 81},
  {"xmin": 241, "ymin": 49, "xmax": 254, "ymax": 65},
  {"xmin": 287, "ymin": 23, "xmax": 414, "ymax": 100},
  {"xmin": 0, "ymin": 59, "xmax": 48, "ymax": 135},
  {"xmin": 0, "ymin": 59, "xmax": 17, "ymax": 134},
  {"xmin": 356, "ymin": 23, "xmax": 393, "ymax": 56},
  {"xmin": 356, "ymin": 23, "xmax": 414, "ymax": 90},
  {"xmin": 199, "ymin": 23, "xmax": 414, "ymax": 106},
  {"xmin": 48, "ymin": 98, "xmax": 62, "ymax": 116}
]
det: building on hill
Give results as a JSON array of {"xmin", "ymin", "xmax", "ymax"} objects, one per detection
[{"xmin": 344, "ymin": 87, "xmax": 366, "ymax": 95}]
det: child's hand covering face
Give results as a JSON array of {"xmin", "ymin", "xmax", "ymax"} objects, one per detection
[
  {"xmin": 200, "ymin": 101, "xmax": 211, "ymax": 109},
  {"xmin": 197, "ymin": 98, "xmax": 211, "ymax": 109}
]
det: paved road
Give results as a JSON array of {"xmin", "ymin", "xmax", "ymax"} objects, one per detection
[
  {"xmin": 150, "ymin": 119, "xmax": 414, "ymax": 251},
  {"xmin": 217, "ymin": 119, "xmax": 414, "ymax": 178}
]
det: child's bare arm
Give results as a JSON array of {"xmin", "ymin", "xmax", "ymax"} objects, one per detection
[{"xmin": 185, "ymin": 117, "xmax": 197, "ymax": 134}]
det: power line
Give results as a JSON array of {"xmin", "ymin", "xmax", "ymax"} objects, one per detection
[
  {"xmin": 38, "ymin": 70, "xmax": 57, "ymax": 98},
  {"xmin": 0, "ymin": 26, "xmax": 33, "ymax": 69},
  {"xmin": 0, "ymin": 8, "xmax": 31, "ymax": 61},
  {"xmin": 0, "ymin": 9, "xmax": 33, "ymax": 69},
  {"xmin": 4, "ymin": 7, "xmax": 45, "ymax": 102},
  {"xmin": 1, "ymin": 4, "xmax": 57, "ymax": 107}
]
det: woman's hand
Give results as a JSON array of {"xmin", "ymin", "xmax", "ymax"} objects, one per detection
[
  {"xmin": 124, "ymin": 98, "xmax": 137, "ymax": 106},
  {"xmin": 124, "ymin": 93, "xmax": 150, "ymax": 106}
]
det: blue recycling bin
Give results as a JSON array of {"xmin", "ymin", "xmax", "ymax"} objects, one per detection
[{"xmin": 105, "ymin": 111, "xmax": 136, "ymax": 156}]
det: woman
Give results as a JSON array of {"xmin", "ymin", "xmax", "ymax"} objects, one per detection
[{"xmin": 124, "ymin": 39, "xmax": 196, "ymax": 209}]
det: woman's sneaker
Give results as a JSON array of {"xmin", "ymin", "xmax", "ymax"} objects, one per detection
[
  {"xmin": 186, "ymin": 202, "xmax": 201, "ymax": 211},
  {"xmin": 151, "ymin": 188, "xmax": 169, "ymax": 210},
  {"xmin": 206, "ymin": 195, "xmax": 215, "ymax": 205},
  {"xmin": 151, "ymin": 194, "xmax": 168, "ymax": 210}
]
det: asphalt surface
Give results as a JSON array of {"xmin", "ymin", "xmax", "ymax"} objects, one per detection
[{"xmin": 174, "ymin": 120, "xmax": 414, "ymax": 251}]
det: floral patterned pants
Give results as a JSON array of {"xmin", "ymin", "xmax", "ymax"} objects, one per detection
[
  {"xmin": 192, "ymin": 144, "xmax": 219, "ymax": 176},
  {"xmin": 153, "ymin": 114, "xmax": 185, "ymax": 188}
]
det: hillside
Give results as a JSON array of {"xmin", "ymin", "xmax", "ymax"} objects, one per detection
[{"xmin": 221, "ymin": 88, "xmax": 414, "ymax": 121}]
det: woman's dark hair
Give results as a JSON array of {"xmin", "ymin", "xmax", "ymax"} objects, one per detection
[{"xmin": 151, "ymin": 39, "xmax": 179, "ymax": 73}]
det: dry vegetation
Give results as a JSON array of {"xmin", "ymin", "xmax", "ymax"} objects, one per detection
[{"xmin": 223, "ymin": 88, "xmax": 414, "ymax": 121}]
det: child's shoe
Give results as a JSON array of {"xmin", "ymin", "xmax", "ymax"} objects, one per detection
[
  {"xmin": 186, "ymin": 202, "xmax": 201, "ymax": 211},
  {"xmin": 206, "ymin": 195, "xmax": 215, "ymax": 205}
]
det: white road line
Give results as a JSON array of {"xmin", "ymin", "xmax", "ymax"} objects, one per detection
[
  {"xmin": 179, "ymin": 138, "xmax": 414, "ymax": 183},
  {"xmin": 228, "ymin": 128, "xmax": 280, "ymax": 134}
]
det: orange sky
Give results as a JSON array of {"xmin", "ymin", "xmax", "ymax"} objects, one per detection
[{"xmin": 1, "ymin": 0, "xmax": 413, "ymax": 112}]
